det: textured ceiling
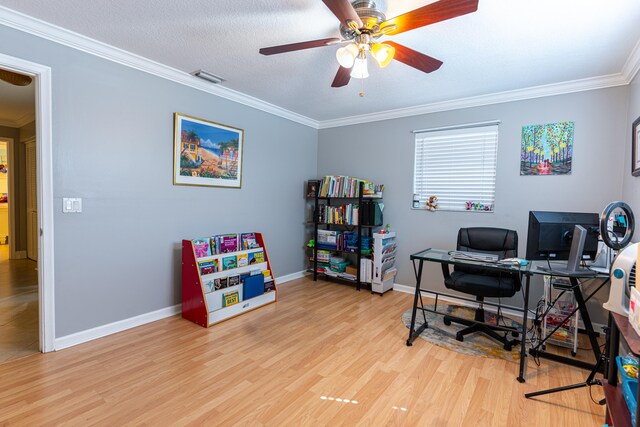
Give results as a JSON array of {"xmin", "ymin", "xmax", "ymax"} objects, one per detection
[
  {"xmin": 1, "ymin": 0, "xmax": 640, "ymax": 122},
  {"xmin": 0, "ymin": 78, "xmax": 35, "ymax": 127}
]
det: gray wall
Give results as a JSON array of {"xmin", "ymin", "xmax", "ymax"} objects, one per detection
[
  {"xmin": 0, "ymin": 24, "xmax": 318, "ymax": 337},
  {"xmin": 318, "ymin": 88, "xmax": 629, "ymax": 322},
  {"xmin": 622, "ymin": 73, "xmax": 640, "ymax": 238}
]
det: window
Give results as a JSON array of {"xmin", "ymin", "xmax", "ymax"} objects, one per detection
[{"xmin": 413, "ymin": 123, "xmax": 499, "ymax": 212}]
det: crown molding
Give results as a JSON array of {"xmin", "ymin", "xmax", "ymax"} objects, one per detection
[
  {"xmin": 0, "ymin": 6, "xmax": 319, "ymax": 129},
  {"xmin": 622, "ymin": 37, "xmax": 640, "ymax": 83},
  {"xmin": 318, "ymin": 73, "xmax": 629, "ymax": 129},
  {"xmin": 0, "ymin": 111, "xmax": 35, "ymax": 128}
]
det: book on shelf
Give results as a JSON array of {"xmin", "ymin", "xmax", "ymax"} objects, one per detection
[
  {"xmin": 240, "ymin": 232, "xmax": 261, "ymax": 250},
  {"xmin": 218, "ymin": 234, "xmax": 240, "ymax": 253},
  {"xmin": 193, "ymin": 238, "xmax": 212, "ymax": 258},
  {"xmin": 317, "ymin": 176, "xmax": 384, "ymax": 199},
  {"xmin": 203, "ymin": 280, "xmax": 215, "ymax": 293},
  {"xmin": 237, "ymin": 253, "xmax": 249, "ymax": 267},
  {"xmin": 198, "ymin": 259, "xmax": 218, "ymax": 275},
  {"xmin": 214, "ymin": 277, "xmax": 228, "ymax": 290},
  {"xmin": 222, "ymin": 255, "xmax": 237, "ymax": 270},
  {"xmin": 228, "ymin": 275, "xmax": 240, "ymax": 287},
  {"xmin": 317, "ymin": 203, "xmax": 359, "ymax": 225},
  {"xmin": 223, "ymin": 290, "xmax": 240, "ymax": 307},
  {"xmin": 253, "ymin": 250, "xmax": 265, "ymax": 264}
]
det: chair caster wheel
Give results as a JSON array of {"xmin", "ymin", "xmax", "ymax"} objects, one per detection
[
  {"xmin": 571, "ymin": 351, "xmax": 577, "ymax": 357},
  {"xmin": 443, "ymin": 318, "xmax": 452, "ymax": 326},
  {"xmin": 455, "ymin": 332, "xmax": 464, "ymax": 342},
  {"xmin": 504, "ymin": 342, "xmax": 512, "ymax": 351},
  {"xmin": 511, "ymin": 331, "xmax": 519, "ymax": 338}
]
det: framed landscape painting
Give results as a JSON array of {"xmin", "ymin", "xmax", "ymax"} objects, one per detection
[{"xmin": 173, "ymin": 113, "xmax": 243, "ymax": 188}]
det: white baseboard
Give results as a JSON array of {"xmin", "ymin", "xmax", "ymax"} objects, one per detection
[
  {"xmin": 276, "ymin": 270, "xmax": 309, "ymax": 285},
  {"xmin": 53, "ymin": 270, "xmax": 309, "ymax": 351},
  {"xmin": 54, "ymin": 304, "xmax": 181, "ymax": 350},
  {"xmin": 393, "ymin": 283, "xmax": 606, "ymax": 334}
]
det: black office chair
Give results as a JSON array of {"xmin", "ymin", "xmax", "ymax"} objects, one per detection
[{"xmin": 442, "ymin": 227, "xmax": 521, "ymax": 351}]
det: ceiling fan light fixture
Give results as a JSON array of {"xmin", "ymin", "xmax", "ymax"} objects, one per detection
[
  {"xmin": 350, "ymin": 55, "xmax": 369, "ymax": 79},
  {"xmin": 371, "ymin": 43, "xmax": 395, "ymax": 68},
  {"xmin": 336, "ymin": 43, "xmax": 359, "ymax": 68}
]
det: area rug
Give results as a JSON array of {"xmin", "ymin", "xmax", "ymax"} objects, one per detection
[{"xmin": 402, "ymin": 304, "xmax": 523, "ymax": 361}]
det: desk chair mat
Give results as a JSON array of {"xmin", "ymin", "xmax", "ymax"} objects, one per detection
[{"xmin": 402, "ymin": 304, "xmax": 523, "ymax": 361}]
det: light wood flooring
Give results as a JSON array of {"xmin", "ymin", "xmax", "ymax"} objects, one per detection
[
  {"xmin": 0, "ymin": 278, "xmax": 606, "ymax": 426},
  {"xmin": 0, "ymin": 245, "xmax": 38, "ymax": 363}
]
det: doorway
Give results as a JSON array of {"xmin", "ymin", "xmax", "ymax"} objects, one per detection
[
  {"xmin": 0, "ymin": 69, "xmax": 39, "ymax": 362},
  {"xmin": 0, "ymin": 53, "xmax": 54, "ymax": 356}
]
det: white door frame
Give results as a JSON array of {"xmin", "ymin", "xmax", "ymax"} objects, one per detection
[
  {"xmin": 0, "ymin": 53, "xmax": 55, "ymax": 352},
  {"xmin": 0, "ymin": 136, "xmax": 16, "ymax": 257}
]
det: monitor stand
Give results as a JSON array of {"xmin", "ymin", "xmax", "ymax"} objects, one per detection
[{"xmin": 537, "ymin": 225, "xmax": 597, "ymax": 277}]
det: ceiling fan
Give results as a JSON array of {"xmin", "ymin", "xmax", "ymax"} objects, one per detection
[
  {"xmin": 259, "ymin": 0, "xmax": 479, "ymax": 88},
  {"xmin": 0, "ymin": 69, "xmax": 32, "ymax": 86}
]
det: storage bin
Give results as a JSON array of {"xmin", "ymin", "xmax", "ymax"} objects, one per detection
[
  {"xmin": 330, "ymin": 260, "xmax": 350, "ymax": 272},
  {"xmin": 623, "ymin": 379, "xmax": 637, "ymax": 427},
  {"xmin": 617, "ymin": 355, "xmax": 640, "ymax": 382}
]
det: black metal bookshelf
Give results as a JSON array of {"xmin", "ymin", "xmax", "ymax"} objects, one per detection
[{"xmin": 310, "ymin": 181, "xmax": 382, "ymax": 291}]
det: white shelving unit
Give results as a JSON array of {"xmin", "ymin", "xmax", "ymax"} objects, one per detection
[
  {"xmin": 372, "ymin": 231, "xmax": 397, "ymax": 295},
  {"xmin": 542, "ymin": 275, "xmax": 579, "ymax": 356}
]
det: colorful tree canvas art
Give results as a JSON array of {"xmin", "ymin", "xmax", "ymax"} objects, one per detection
[{"xmin": 520, "ymin": 121, "xmax": 574, "ymax": 176}]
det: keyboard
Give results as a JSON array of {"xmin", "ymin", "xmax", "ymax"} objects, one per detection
[{"xmin": 448, "ymin": 251, "xmax": 499, "ymax": 263}]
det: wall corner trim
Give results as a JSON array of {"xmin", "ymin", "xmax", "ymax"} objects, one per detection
[{"xmin": 0, "ymin": 6, "xmax": 319, "ymax": 129}]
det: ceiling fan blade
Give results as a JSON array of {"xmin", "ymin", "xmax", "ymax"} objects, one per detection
[
  {"xmin": 381, "ymin": 0, "xmax": 478, "ymax": 35},
  {"xmin": 322, "ymin": 0, "xmax": 363, "ymax": 27},
  {"xmin": 385, "ymin": 42, "xmax": 443, "ymax": 73},
  {"xmin": 0, "ymin": 69, "xmax": 32, "ymax": 86},
  {"xmin": 259, "ymin": 37, "xmax": 341, "ymax": 55},
  {"xmin": 331, "ymin": 66, "xmax": 351, "ymax": 87}
]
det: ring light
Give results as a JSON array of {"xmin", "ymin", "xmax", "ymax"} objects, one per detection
[{"xmin": 600, "ymin": 201, "xmax": 635, "ymax": 250}]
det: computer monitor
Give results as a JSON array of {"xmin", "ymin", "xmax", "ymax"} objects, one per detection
[{"xmin": 525, "ymin": 211, "xmax": 600, "ymax": 261}]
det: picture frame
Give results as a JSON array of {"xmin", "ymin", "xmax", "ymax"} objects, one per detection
[
  {"xmin": 633, "ymin": 116, "xmax": 640, "ymax": 177},
  {"xmin": 173, "ymin": 113, "xmax": 244, "ymax": 188},
  {"xmin": 306, "ymin": 180, "xmax": 319, "ymax": 199}
]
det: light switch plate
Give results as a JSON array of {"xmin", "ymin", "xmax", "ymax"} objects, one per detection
[{"xmin": 63, "ymin": 198, "xmax": 82, "ymax": 213}]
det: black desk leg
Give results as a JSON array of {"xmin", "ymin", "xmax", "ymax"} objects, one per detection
[
  {"xmin": 572, "ymin": 277, "xmax": 602, "ymax": 363},
  {"xmin": 406, "ymin": 260, "xmax": 427, "ymax": 346},
  {"xmin": 517, "ymin": 273, "xmax": 531, "ymax": 383}
]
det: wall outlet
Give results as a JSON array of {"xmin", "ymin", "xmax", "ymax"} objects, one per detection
[{"xmin": 63, "ymin": 198, "xmax": 82, "ymax": 213}]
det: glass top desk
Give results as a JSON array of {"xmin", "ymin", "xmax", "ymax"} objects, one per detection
[{"xmin": 407, "ymin": 248, "xmax": 609, "ymax": 383}]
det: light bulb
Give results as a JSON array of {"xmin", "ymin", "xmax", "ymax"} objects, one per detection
[
  {"xmin": 371, "ymin": 43, "xmax": 395, "ymax": 68},
  {"xmin": 336, "ymin": 43, "xmax": 359, "ymax": 68},
  {"xmin": 350, "ymin": 56, "xmax": 369, "ymax": 79}
]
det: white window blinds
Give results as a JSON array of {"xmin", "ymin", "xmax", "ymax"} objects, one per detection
[{"xmin": 413, "ymin": 124, "xmax": 498, "ymax": 212}]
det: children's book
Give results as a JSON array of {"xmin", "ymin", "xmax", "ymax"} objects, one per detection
[
  {"xmin": 223, "ymin": 290, "xmax": 240, "ymax": 307},
  {"xmin": 214, "ymin": 277, "xmax": 228, "ymax": 291},
  {"xmin": 261, "ymin": 269, "xmax": 271, "ymax": 279},
  {"xmin": 264, "ymin": 281, "xmax": 275, "ymax": 293},
  {"xmin": 253, "ymin": 250, "xmax": 265, "ymax": 264},
  {"xmin": 198, "ymin": 260, "xmax": 217, "ymax": 276},
  {"xmin": 222, "ymin": 255, "xmax": 237, "ymax": 270},
  {"xmin": 210, "ymin": 236, "xmax": 220, "ymax": 254},
  {"xmin": 203, "ymin": 280, "xmax": 215, "ymax": 293},
  {"xmin": 237, "ymin": 253, "xmax": 248, "ymax": 268},
  {"xmin": 228, "ymin": 275, "xmax": 240, "ymax": 287},
  {"xmin": 192, "ymin": 238, "xmax": 211, "ymax": 258},
  {"xmin": 241, "ymin": 233, "xmax": 260, "ymax": 250},
  {"xmin": 219, "ymin": 234, "xmax": 239, "ymax": 253}
]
